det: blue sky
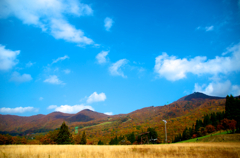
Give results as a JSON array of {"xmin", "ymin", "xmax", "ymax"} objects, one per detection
[{"xmin": 0, "ymin": 0, "xmax": 240, "ymax": 116}]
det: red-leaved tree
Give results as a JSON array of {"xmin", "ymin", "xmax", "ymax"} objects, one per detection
[
  {"xmin": 206, "ymin": 125, "xmax": 215, "ymax": 133},
  {"xmin": 220, "ymin": 118, "xmax": 237, "ymax": 133}
]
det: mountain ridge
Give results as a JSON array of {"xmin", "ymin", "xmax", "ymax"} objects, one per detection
[
  {"xmin": 177, "ymin": 92, "xmax": 225, "ymax": 101},
  {"xmin": 0, "ymin": 92, "xmax": 230, "ymax": 136}
]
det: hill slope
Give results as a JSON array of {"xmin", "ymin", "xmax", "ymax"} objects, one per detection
[
  {"xmin": 0, "ymin": 92, "xmax": 229, "ymax": 142},
  {"xmin": 0, "ymin": 110, "xmax": 108, "ymax": 134},
  {"xmin": 198, "ymin": 133, "xmax": 240, "ymax": 142}
]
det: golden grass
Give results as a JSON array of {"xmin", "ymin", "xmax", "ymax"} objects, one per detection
[{"xmin": 0, "ymin": 143, "xmax": 240, "ymax": 158}]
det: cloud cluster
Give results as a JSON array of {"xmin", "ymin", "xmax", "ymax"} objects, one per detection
[
  {"xmin": 154, "ymin": 43, "xmax": 240, "ymax": 81},
  {"xmin": 0, "ymin": 106, "xmax": 38, "ymax": 114},
  {"xmin": 26, "ymin": 61, "xmax": 35, "ymax": 67},
  {"xmin": 205, "ymin": 26, "xmax": 214, "ymax": 31},
  {"xmin": 194, "ymin": 80, "xmax": 240, "ymax": 97},
  {"xmin": 96, "ymin": 51, "xmax": 131, "ymax": 78},
  {"xmin": 96, "ymin": 51, "xmax": 109, "ymax": 64},
  {"xmin": 47, "ymin": 105, "xmax": 58, "ymax": 109},
  {"xmin": 87, "ymin": 92, "xmax": 106, "ymax": 103},
  {"xmin": 104, "ymin": 17, "xmax": 113, "ymax": 31},
  {"xmin": 10, "ymin": 71, "xmax": 32, "ymax": 83},
  {"xmin": 0, "ymin": 44, "xmax": 20, "ymax": 71},
  {"xmin": 44, "ymin": 75, "xmax": 64, "ymax": 85},
  {"xmin": 63, "ymin": 69, "xmax": 71, "ymax": 74},
  {"xmin": 104, "ymin": 112, "xmax": 113, "ymax": 115},
  {"xmin": 109, "ymin": 59, "xmax": 128, "ymax": 78},
  {"xmin": 47, "ymin": 91, "xmax": 107, "ymax": 114},
  {"xmin": 196, "ymin": 25, "xmax": 214, "ymax": 32},
  {"xmin": 47, "ymin": 104, "xmax": 94, "ymax": 113},
  {"xmin": 52, "ymin": 55, "xmax": 69, "ymax": 64},
  {"xmin": 0, "ymin": 0, "xmax": 93, "ymax": 45}
]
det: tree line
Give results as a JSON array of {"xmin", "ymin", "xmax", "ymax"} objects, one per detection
[
  {"xmin": 173, "ymin": 95, "xmax": 239, "ymax": 143},
  {"xmin": 1, "ymin": 95, "xmax": 239, "ymax": 145},
  {"xmin": 104, "ymin": 127, "xmax": 159, "ymax": 145},
  {"xmin": 0, "ymin": 122, "xmax": 87, "ymax": 145}
]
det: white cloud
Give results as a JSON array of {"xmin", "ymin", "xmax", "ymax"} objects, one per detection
[
  {"xmin": 232, "ymin": 85, "xmax": 240, "ymax": 96},
  {"xmin": 0, "ymin": 106, "xmax": 38, "ymax": 114},
  {"xmin": 48, "ymin": 104, "xmax": 94, "ymax": 113},
  {"xmin": 63, "ymin": 69, "xmax": 71, "ymax": 74},
  {"xmin": 196, "ymin": 25, "xmax": 214, "ymax": 32},
  {"xmin": 104, "ymin": 112, "xmax": 113, "ymax": 115},
  {"xmin": 79, "ymin": 96, "xmax": 87, "ymax": 102},
  {"xmin": 222, "ymin": 42, "xmax": 240, "ymax": 56},
  {"xmin": 205, "ymin": 25, "xmax": 214, "ymax": 31},
  {"xmin": 10, "ymin": 71, "xmax": 32, "ymax": 83},
  {"xmin": 87, "ymin": 92, "xmax": 106, "ymax": 103},
  {"xmin": 52, "ymin": 55, "xmax": 69, "ymax": 64},
  {"xmin": 96, "ymin": 51, "xmax": 109, "ymax": 64},
  {"xmin": 39, "ymin": 97, "xmax": 44, "ymax": 101},
  {"xmin": 104, "ymin": 17, "xmax": 113, "ymax": 31},
  {"xmin": 0, "ymin": 0, "xmax": 94, "ymax": 45},
  {"xmin": 44, "ymin": 75, "xmax": 64, "ymax": 85},
  {"xmin": 47, "ymin": 105, "xmax": 57, "ymax": 109},
  {"xmin": 194, "ymin": 80, "xmax": 240, "ymax": 97},
  {"xmin": 109, "ymin": 59, "xmax": 128, "ymax": 78},
  {"xmin": 0, "ymin": 44, "xmax": 20, "ymax": 71},
  {"xmin": 154, "ymin": 43, "xmax": 240, "ymax": 81},
  {"xmin": 50, "ymin": 19, "xmax": 93, "ymax": 44},
  {"xmin": 26, "ymin": 61, "xmax": 35, "ymax": 67}
]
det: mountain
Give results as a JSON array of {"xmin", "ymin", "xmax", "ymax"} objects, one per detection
[
  {"xmin": 0, "ymin": 92, "xmax": 229, "ymax": 141},
  {"xmin": 0, "ymin": 110, "xmax": 108, "ymax": 134},
  {"xmin": 177, "ymin": 92, "xmax": 224, "ymax": 101},
  {"xmin": 67, "ymin": 109, "xmax": 107, "ymax": 122},
  {"xmin": 69, "ymin": 92, "xmax": 228, "ymax": 143},
  {"xmin": 0, "ymin": 114, "xmax": 45, "ymax": 133}
]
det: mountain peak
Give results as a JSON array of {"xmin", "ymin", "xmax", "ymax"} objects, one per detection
[
  {"xmin": 81, "ymin": 109, "xmax": 93, "ymax": 112},
  {"xmin": 177, "ymin": 92, "xmax": 224, "ymax": 101}
]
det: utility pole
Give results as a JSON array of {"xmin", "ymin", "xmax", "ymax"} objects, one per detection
[{"xmin": 162, "ymin": 120, "xmax": 167, "ymax": 143}]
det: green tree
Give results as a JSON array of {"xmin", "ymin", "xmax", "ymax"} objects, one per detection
[
  {"xmin": 195, "ymin": 120, "xmax": 202, "ymax": 133},
  {"xmin": 5, "ymin": 134, "xmax": 13, "ymax": 144},
  {"xmin": 113, "ymin": 136, "xmax": 118, "ymax": 145},
  {"xmin": 147, "ymin": 128, "xmax": 158, "ymax": 140},
  {"xmin": 109, "ymin": 136, "xmax": 118, "ymax": 145},
  {"xmin": 173, "ymin": 133, "xmax": 182, "ymax": 143},
  {"xmin": 182, "ymin": 127, "xmax": 191, "ymax": 140},
  {"xmin": 56, "ymin": 122, "xmax": 72, "ymax": 144},
  {"xmin": 235, "ymin": 98, "xmax": 240, "ymax": 132},
  {"xmin": 216, "ymin": 111, "xmax": 225, "ymax": 123},
  {"xmin": 118, "ymin": 135, "xmax": 124, "ymax": 143},
  {"xmin": 109, "ymin": 138, "xmax": 114, "ymax": 145},
  {"xmin": 126, "ymin": 132, "xmax": 135, "ymax": 144},
  {"xmin": 225, "ymin": 95, "xmax": 240, "ymax": 132},
  {"xmin": 225, "ymin": 95, "xmax": 234, "ymax": 119},
  {"xmin": 98, "ymin": 140, "xmax": 104, "ymax": 145},
  {"xmin": 80, "ymin": 131, "xmax": 86, "ymax": 144},
  {"xmin": 210, "ymin": 112, "xmax": 217, "ymax": 128},
  {"xmin": 203, "ymin": 114, "xmax": 211, "ymax": 127}
]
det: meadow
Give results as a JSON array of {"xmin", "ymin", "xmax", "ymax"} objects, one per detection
[{"xmin": 1, "ymin": 143, "xmax": 240, "ymax": 158}]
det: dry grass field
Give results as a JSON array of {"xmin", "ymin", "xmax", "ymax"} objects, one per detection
[{"xmin": 1, "ymin": 143, "xmax": 240, "ymax": 158}]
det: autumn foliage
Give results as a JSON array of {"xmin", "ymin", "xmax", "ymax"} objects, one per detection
[
  {"xmin": 0, "ymin": 94, "xmax": 238, "ymax": 145},
  {"xmin": 206, "ymin": 125, "xmax": 215, "ymax": 133}
]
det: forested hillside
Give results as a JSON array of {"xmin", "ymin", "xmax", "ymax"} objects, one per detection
[{"xmin": 1, "ymin": 92, "xmax": 234, "ymax": 144}]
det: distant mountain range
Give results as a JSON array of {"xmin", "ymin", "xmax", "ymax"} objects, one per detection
[
  {"xmin": 0, "ymin": 109, "xmax": 107, "ymax": 135},
  {"xmin": 0, "ymin": 92, "xmax": 232, "ymax": 139}
]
